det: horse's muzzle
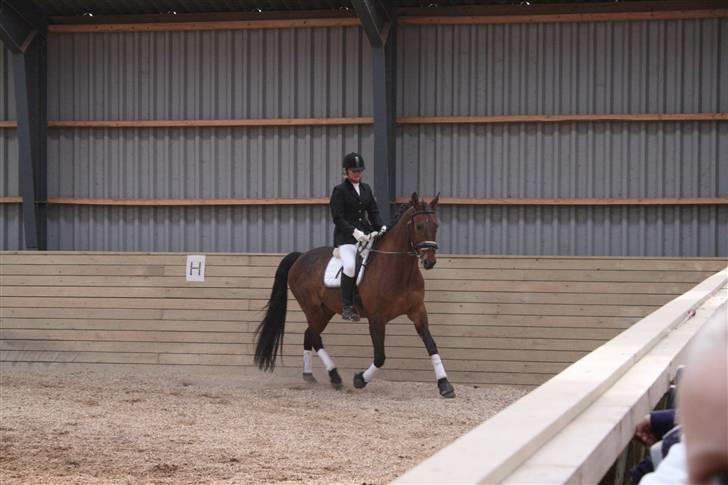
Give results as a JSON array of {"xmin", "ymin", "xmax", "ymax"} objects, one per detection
[{"xmin": 416, "ymin": 241, "xmax": 438, "ymax": 270}]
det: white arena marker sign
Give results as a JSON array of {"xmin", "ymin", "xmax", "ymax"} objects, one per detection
[{"xmin": 186, "ymin": 255, "xmax": 206, "ymax": 282}]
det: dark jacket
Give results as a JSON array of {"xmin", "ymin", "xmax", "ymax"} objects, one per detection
[{"xmin": 330, "ymin": 179, "xmax": 384, "ymax": 247}]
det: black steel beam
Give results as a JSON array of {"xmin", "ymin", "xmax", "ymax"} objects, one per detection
[
  {"xmin": 0, "ymin": 0, "xmax": 46, "ymax": 54},
  {"xmin": 2, "ymin": 0, "xmax": 48, "ymax": 249},
  {"xmin": 371, "ymin": 34, "xmax": 396, "ymax": 225},
  {"xmin": 353, "ymin": 0, "xmax": 397, "ymax": 224},
  {"xmin": 351, "ymin": 0, "xmax": 393, "ymax": 47}
]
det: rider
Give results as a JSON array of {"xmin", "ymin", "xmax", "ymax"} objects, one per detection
[{"xmin": 330, "ymin": 152, "xmax": 386, "ymax": 321}]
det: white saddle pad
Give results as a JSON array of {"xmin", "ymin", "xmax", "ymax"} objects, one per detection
[{"xmin": 324, "ymin": 247, "xmax": 370, "ymax": 288}]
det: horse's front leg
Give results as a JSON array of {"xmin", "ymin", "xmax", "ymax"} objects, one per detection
[
  {"xmin": 353, "ymin": 319, "xmax": 386, "ymax": 389},
  {"xmin": 409, "ymin": 306, "xmax": 455, "ymax": 398}
]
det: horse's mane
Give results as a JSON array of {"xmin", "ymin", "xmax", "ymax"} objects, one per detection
[
  {"xmin": 388, "ymin": 202, "xmax": 412, "ymax": 227},
  {"xmin": 368, "ymin": 202, "xmax": 413, "ymax": 257}
]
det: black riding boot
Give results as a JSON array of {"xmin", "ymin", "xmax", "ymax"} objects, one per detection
[{"xmin": 341, "ymin": 274, "xmax": 360, "ymax": 321}]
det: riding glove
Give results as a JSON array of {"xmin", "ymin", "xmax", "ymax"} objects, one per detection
[
  {"xmin": 379, "ymin": 225, "xmax": 387, "ymax": 234},
  {"xmin": 353, "ymin": 229, "xmax": 370, "ymax": 243}
]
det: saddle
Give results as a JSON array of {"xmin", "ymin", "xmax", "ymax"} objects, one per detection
[{"xmin": 323, "ymin": 240, "xmax": 374, "ymax": 288}]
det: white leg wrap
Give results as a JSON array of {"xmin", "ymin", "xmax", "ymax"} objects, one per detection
[
  {"xmin": 362, "ymin": 363, "xmax": 379, "ymax": 383},
  {"xmin": 317, "ymin": 348, "xmax": 336, "ymax": 372},
  {"xmin": 303, "ymin": 350, "xmax": 313, "ymax": 374},
  {"xmin": 431, "ymin": 354, "xmax": 447, "ymax": 380}
]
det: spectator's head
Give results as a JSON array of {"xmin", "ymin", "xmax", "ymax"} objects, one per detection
[{"xmin": 679, "ymin": 302, "xmax": 728, "ymax": 484}]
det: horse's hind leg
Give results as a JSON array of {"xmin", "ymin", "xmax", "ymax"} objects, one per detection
[
  {"xmin": 302, "ymin": 307, "xmax": 342, "ymax": 390},
  {"xmin": 302, "ymin": 328, "xmax": 317, "ymax": 383}
]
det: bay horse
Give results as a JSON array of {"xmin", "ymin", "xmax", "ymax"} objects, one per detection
[{"xmin": 254, "ymin": 192, "xmax": 455, "ymax": 398}]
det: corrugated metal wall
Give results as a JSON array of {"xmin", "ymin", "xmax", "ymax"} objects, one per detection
[
  {"xmin": 1, "ymin": 18, "xmax": 726, "ymax": 254},
  {"xmin": 396, "ymin": 18, "xmax": 728, "ymax": 256},
  {"xmin": 48, "ymin": 29, "xmax": 372, "ymax": 120},
  {"xmin": 397, "ymin": 20, "xmax": 727, "ymax": 116},
  {"xmin": 42, "ymin": 28, "xmax": 375, "ymax": 251},
  {"xmin": 47, "ymin": 205, "xmax": 332, "ymax": 252},
  {"xmin": 0, "ymin": 46, "xmax": 23, "ymax": 250}
]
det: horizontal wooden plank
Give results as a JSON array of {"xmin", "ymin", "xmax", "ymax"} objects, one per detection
[
  {"xmin": 0, "ymin": 253, "xmax": 279, "ymax": 266},
  {"xmin": 277, "ymin": 344, "xmax": 589, "ymax": 363},
  {"xmin": 0, "ymin": 345, "xmax": 589, "ymax": 364},
  {"xmin": 0, "ymin": 272, "xmax": 712, "ymax": 291},
  {"xmin": 0, "ymin": 312, "xmax": 637, "ymax": 329},
  {"xmin": 0, "ymin": 299, "xmax": 654, "ymax": 318},
  {"xmin": 47, "ymin": 196, "xmax": 330, "ymax": 206},
  {"xmin": 0, "ymin": 321, "xmax": 620, "ymax": 341},
  {"xmin": 398, "ymin": 8, "xmax": 728, "ymax": 26},
  {"xmin": 423, "ymin": 279, "xmax": 694, "ymax": 295},
  {"xmin": 48, "ymin": 17, "xmax": 361, "ymax": 33},
  {"xmin": 1, "ymin": 296, "xmax": 252, "ymax": 310},
  {"xmin": 432, "ymin": 257, "xmax": 728, "ymax": 272},
  {"xmin": 398, "ymin": 113, "xmax": 728, "ymax": 124},
  {"xmin": 0, "ymin": 285, "xmax": 674, "ymax": 306},
  {"xmin": 3, "ymin": 253, "xmax": 724, "ymax": 270},
  {"xmin": 3, "ymin": 262, "xmax": 724, "ymax": 279},
  {"xmin": 47, "ymin": 117, "xmax": 371, "ymax": 128},
  {"xmin": 0, "ymin": 350, "xmax": 162, "ymax": 364},
  {"xmin": 0, "ymin": 339, "xmax": 249, "ymax": 354},
  {"xmin": 0, "ymin": 350, "xmax": 548, "ymax": 386},
  {"xmin": 0, "ymin": 333, "xmax": 601, "ymax": 352}
]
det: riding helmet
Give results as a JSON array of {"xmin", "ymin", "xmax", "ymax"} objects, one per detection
[{"xmin": 342, "ymin": 152, "xmax": 366, "ymax": 171}]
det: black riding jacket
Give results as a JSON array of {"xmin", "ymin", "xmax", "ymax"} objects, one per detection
[{"xmin": 330, "ymin": 179, "xmax": 384, "ymax": 247}]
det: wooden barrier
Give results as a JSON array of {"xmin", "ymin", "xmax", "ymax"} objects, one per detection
[
  {"xmin": 395, "ymin": 266, "xmax": 728, "ymax": 483},
  {"xmin": 1, "ymin": 252, "xmax": 725, "ymax": 386}
]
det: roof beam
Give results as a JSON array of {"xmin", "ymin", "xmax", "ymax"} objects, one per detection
[
  {"xmin": 351, "ymin": 0, "xmax": 394, "ymax": 47},
  {"xmin": 0, "ymin": 0, "xmax": 46, "ymax": 54}
]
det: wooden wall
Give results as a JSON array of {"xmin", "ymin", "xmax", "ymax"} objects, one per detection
[{"xmin": 1, "ymin": 252, "xmax": 726, "ymax": 386}]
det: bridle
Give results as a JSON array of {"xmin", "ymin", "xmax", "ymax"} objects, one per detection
[{"xmin": 364, "ymin": 207, "xmax": 439, "ymax": 257}]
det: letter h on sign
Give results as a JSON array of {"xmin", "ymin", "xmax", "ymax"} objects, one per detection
[{"xmin": 186, "ymin": 255, "xmax": 206, "ymax": 282}]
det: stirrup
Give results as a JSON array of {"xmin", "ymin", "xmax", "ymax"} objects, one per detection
[{"xmin": 342, "ymin": 305, "xmax": 360, "ymax": 321}]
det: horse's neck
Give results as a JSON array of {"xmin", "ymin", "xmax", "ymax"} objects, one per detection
[
  {"xmin": 380, "ymin": 212, "xmax": 412, "ymax": 253},
  {"xmin": 372, "ymin": 211, "xmax": 419, "ymax": 274}
]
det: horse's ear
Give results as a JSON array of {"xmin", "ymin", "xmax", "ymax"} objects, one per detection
[
  {"xmin": 430, "ymin": 192, "xmax": 440, "ymax": 209},
  {"xmin": 410, "ymin": 192, "xmax": 419, "ymax": 207}
]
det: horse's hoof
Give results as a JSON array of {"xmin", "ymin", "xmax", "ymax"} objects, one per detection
[
  {"xmin": 302, "ymin": 373, "xmax": 317, "ymax": 384},
  {"xmin": 329, "ymin": 369, "xmax": 343, "ymax": 390},
  {"xmin": 342, "ymin": 306, "xmax": 360, "ymax": 322},
  {"xmin": 353, "ymin": 371, "xmax": 367, "ymax": 389},
  {"xmin": 438, "ymin": 377, "xmax": 455, "ymax": 398}
]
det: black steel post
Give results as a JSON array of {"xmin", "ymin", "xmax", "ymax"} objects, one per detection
[
  {"xmin": 352, "ymin": 0, "xmax": 396, "ymax": 224},
  {"xmin": 0, "ymin": 0, "xmax": 48, "ymax": 249}
]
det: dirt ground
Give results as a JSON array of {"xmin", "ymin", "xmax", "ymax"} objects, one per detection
[{"xmin": 0, "ymin": 364, "xmax": 528, "ymax": 484}]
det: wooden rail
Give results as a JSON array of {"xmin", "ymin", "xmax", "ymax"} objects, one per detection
[
  {"xmin": 2, "ymin": 113, "xmax": 726, "ymax": 129},
  {"xmin": 47, "ymin": 6, "xmax": 728, "ymax": 33},
  {"xmin": 398, "ymin": 113, "xmax": 728, "ymax": 124},
  {"xmin": 1, "ymin": 197, "xmax": 726, "ymax": 207},
  {"xmin": 46, "ymin": 118, "xmax": 373, "ymax": 128},
  {"xmin": 46, "ymin": 197, "xmax": 329, "ymax": 206},
  {"xmin": 395, "ymin": 197, "xmax": 728, "ymax": 206},
  {"xmin": 396, "ymin": 268, "xmax": 728, "ymax": 483},
  {"xmin": 400, "ymin": 8, "xmax": 728, "ymax": 26}
]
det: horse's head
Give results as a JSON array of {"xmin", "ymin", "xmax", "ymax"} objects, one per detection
[{"xmin": 407, "ymin": 192, "xmax": 440, "ymax": 270}]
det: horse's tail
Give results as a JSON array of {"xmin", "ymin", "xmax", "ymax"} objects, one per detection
[{"xmin": 254, "ymin": 251, "xmax": 302, "ymax": 372}]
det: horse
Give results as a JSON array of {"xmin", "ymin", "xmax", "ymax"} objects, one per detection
[{"xmin": 254, "ymin": 192, "xmax": 455, "ymax": 398}]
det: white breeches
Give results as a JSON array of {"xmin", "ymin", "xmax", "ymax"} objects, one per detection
[{"xmin": 338, "ymin": 244, "xmax": 357, "ymax": 277}]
